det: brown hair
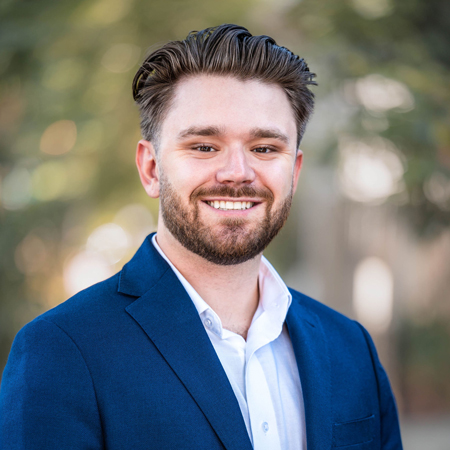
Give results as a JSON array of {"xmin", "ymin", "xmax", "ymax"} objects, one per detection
[{"xmin": 132, "ymin": 24, "xmax": 316, "ymax": 147}]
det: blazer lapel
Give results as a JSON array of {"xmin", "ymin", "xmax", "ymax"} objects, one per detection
[
  {"xmin": 120, "ymin": 235, "xmax": 253, "ymax": 450},
  {"xmin": 286, "ymin": 292, "xmax": 332, "ymax": 450}
]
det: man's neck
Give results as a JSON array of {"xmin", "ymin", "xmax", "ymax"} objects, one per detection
[{"xmin": 156, "ymin": 227, "xmax": 261, "ymax": 340}]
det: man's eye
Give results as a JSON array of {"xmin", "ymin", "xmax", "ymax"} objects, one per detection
[
  {"xmin": 195, "ymin": 145, "xmax": 216, "ymax": 152},
  {"xmin": 252, "ymin": 147, "xmax": 272, "ymax": 154}
]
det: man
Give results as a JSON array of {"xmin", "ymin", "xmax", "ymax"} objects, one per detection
[{"xmin": 0, "ymin": 24, "xmax": 402, "ymax": 449}]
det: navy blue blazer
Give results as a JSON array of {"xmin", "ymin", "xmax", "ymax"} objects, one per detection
[{"xmin": 0, "ymin": 234, "xmax": 402, "ymax": 449}]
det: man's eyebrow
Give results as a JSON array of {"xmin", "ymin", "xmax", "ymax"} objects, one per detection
[
  {"xmin": 177, "ymin": 126, "xmax": 224, "ymax": 140},
  {"xmin": 249, "ymin": 127, "xmax": 290, "ymax": 144},
  {"xmin": 177, "ymin": 125, "xmax": 290, "ymax": 144}
]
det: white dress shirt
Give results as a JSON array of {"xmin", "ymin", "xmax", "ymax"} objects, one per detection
[{"xmin": 152, "ymin": 235, "xmax": 306, "ymax": 450}]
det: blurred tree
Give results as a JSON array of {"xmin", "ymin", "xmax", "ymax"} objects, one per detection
[{"xmin": 283, "ymin": 0, "xmax": 450, "ymax": 236}]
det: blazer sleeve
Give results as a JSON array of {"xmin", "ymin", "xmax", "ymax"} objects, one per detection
[
  {"xmin": 355, "ymin": 322, "xmax": 403, "ymax": 450},
  {"xmin": 0, "ymin": 318, "xmax": 103, "ymax": 449}
]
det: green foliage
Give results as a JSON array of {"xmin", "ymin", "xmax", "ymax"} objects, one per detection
[
  {"xmin": 398, "ymin": 318, "xmax": 450, "ymax": 413},
  {"xmin": 285, "ymin": 0, "xmax": 450, "ymax": 235}
]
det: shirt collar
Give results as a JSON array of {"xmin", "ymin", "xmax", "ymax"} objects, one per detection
[{"xmin": 151, "ymin": 234, "xmax": 292, "ymax": 340}]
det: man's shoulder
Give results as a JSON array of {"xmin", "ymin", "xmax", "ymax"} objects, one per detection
[
  {"xmin": 19, "ymin": 272, "xmax": 131, "ymax": 341},
  {"xmin": 287, "ymin": 287, "xmax": 364, "ymax": 337},
  {"xmin": 287, "ymin": 287, "xmax": 379, "ymax": 371},
  {"xmin": 288, "ymin": 287, "xmax": 351, "ymax": 320}
]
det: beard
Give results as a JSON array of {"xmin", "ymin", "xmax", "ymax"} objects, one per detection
[{"xmin": 159, "ymin": 172, "xmax": 293, "ymax": 265}]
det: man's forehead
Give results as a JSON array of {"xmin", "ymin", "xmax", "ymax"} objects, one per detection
[
  {"xmin": 160, "ymin": 75, "xmax": 297, "ymax": 144},
  {"xmin": 172, "ymin": 74, "xmax": 291, "ymax": 106}
]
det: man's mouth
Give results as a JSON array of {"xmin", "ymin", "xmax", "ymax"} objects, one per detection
[{"xmin": 205, "ymin": 200, "xmax": 255, "ymax": 211}]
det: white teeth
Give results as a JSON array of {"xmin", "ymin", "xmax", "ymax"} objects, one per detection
[{"xmin": 206, "ymin": 201, "xmax": 255, "ymax": 210}]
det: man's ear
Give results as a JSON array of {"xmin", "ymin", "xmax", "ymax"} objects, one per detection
[
  {"xmin": 136, "ymin": 140, "xmax": 160, "ymax": 198},
  {"xmin": 292, "ymin": 149, "xmax": 303, "ymax": 195}
]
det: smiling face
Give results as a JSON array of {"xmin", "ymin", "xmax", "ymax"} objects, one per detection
[{"xmin": 137, "ymin": 75, "xmax": 303, "ymax": 265}]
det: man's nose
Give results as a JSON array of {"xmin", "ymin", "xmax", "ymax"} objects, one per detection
[{"xmin": 215, "ymin": 148, "xmax": 256, "ymax": 185}]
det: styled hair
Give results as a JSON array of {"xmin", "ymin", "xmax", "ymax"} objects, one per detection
[{"xmin": 132, "ymin": 24, "xmax": 316, "ymax": 147}]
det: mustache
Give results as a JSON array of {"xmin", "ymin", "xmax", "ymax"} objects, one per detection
[{"xmin": 190, "ymin": 185, "xmax": 274, "ymax": 202}]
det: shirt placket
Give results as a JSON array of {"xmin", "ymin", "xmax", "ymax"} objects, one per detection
[
  {"xmin": 245, "ymin": 352, "xmax": 281, "ymax": 449},
  {"xmin": 245, "ymin": 309, "xmax": 284, "ymax": 450}
]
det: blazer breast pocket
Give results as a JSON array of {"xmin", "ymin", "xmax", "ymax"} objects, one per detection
[{"xmin": 332, "ymin": 415, "xmax": 375, "ymax": 448}]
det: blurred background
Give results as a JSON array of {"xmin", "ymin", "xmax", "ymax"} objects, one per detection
[{"xmin": 1, "ymin": 0, "xmax": 449, "ymax": 447}]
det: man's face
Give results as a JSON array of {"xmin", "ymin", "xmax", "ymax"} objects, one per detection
[{"xmin": 144, "ymin": 75, "xmax": 302, "ymax": 265}]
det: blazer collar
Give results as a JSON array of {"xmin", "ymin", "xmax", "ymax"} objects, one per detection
[
  {"xmin": 286, "ymin": 290, "xmax": 332, "ymax": 450},
  {"xmin": 118, "ymin": 233, "xmax": 169, "ymax": 297},
  {"xmin": 119, "ymin": 234, "xmax": 253, "ymax": 450}
]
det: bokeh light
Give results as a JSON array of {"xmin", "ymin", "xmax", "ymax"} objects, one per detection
[
  {"xmin": 40, "ymin": 120, "xmax": 77, "ymax": 155},
  {"xmin": 353, "ymin": 257, "xmax": 394, "ymax": 334},
  {"xmin": 1, "ymin": 167, "xmax": 32, "ymax": 210},
  {"xmin": 32, "ymin": 161, "xmax": 69, "ymax": 201},
  {"xmin": 347, "ymin": 74, "xmax": 415, "ymax": 113},
  {"xmin": 339, "ymin": 138, "xmax": 405, "ymax": 203},
  {"xmin": 63, "ymin": 250, "xmax": 113, "ymax": 296},
  {"xmin": 86, "ymin": 223, "xmax": 130, "ymax": 265},
  {"xmin": 113, "ymin": 203, "xmax": 156, "ymax": 247},
  {"xmin": 351, "ymin": 0, "xmax": 393, "ymax": 19},
  {"xmin": 423, "ymin": 172, "xmax": 450, "ymax": 211}
]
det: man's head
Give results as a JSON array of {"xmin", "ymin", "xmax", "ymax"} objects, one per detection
[{"xmin": 134, "ymin": 25, "xmax": 316, "ymax": 265}]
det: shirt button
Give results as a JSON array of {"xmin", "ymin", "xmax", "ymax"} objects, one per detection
[
  {"xmin": 204, "ymin": 318, "xmax": 213, "ymax": 328},
  {"xmin": 262, "ymin": 422, "xmax": 269, "ymax": 433}
]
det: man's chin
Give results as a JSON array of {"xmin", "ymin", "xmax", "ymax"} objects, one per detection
[{"xmin": 192, "ymin": 244, "xmax": 262, "ymax": 266}]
